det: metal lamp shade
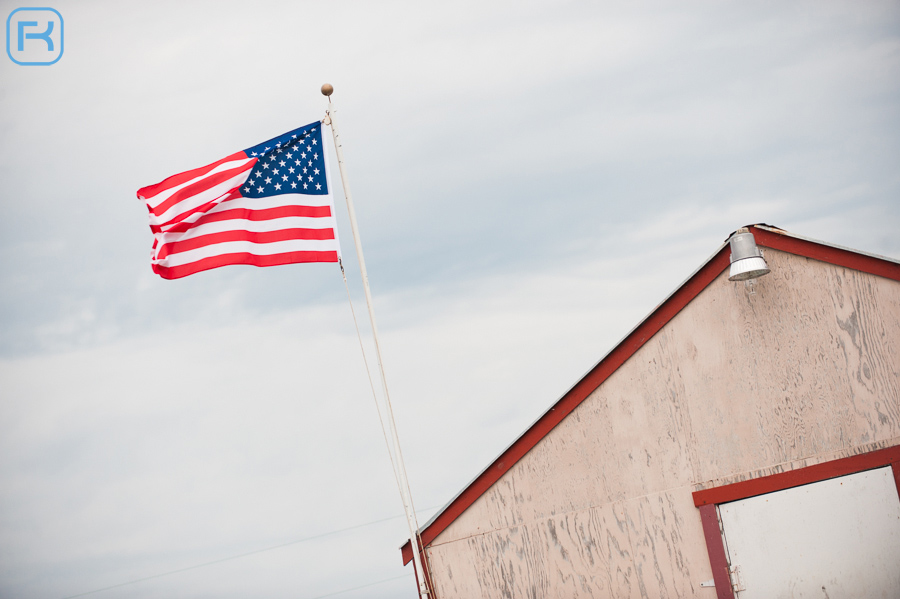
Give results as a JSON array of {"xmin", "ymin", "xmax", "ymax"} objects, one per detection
[{"xmin": 728, "ymin": 229, "xmax": 771, "ymax": 281}]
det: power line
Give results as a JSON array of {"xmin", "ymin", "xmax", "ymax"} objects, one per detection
[
  {"xmin": 308, "ymin": 573, "xmax": 412, "ymax": 599},
  {"xmin": 60, "ymin": 508, "xmax": 436, "ymax": 599}
]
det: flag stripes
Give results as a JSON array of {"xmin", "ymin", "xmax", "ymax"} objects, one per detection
[
  {"xmin": 156, "ymin": 228, "xmax": 337, "ymax": 260},
  {"xmin": 137, "ymin": 123, "xmax": 340, "ymax": 280},
  {"xmin": 147, "ymin": 161, "xmax": 256, "ymax": 227}
]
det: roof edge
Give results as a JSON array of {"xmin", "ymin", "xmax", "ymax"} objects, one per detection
[{"xmin": 402, "ymin": 225, "xmax": 900, "ymax": 564}]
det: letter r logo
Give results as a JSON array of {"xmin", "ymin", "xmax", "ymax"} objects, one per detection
[{"xmin": 7, "ymin": 8, "xmax": 64, "ymax": 65}]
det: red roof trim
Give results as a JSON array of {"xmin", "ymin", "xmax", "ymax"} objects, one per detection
[
  {"xmin": 751, "ymin": 226, "xmax": 900, "ymax": 281},
  {"xmin": 402, "ymin": 226, "xmax": 900, "ymax": 564}
]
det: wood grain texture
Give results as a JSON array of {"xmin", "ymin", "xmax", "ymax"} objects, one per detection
[
  {"xmin": 425, "ymin": 249, "xmax": 900, "ymax": 598},
  {"xmin": 623, "ymin": 489, "xmax": 713, "ymax": 599},
  {"xmin": 680, "ymin": 249, "xmax": 900, "ymax": 482},
  {"xmin": 435, "ymin": 334, "xmax": 697, "ymax": 546},
  {"xmin": 428, "ymin": 501, "xmax": 637, "ymax": 598},
  {"xmin": 427, "ymin": 489, "xmax": 714, "ymax": 599}
]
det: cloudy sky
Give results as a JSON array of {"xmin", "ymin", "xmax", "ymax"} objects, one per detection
[{"xmin": 1, "ymin": 1, "xmax": 898, "ymax": 597}]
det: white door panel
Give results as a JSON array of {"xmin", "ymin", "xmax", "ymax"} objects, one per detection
[{"xmin": 718, "ymin": 466, "xmax": 900, "ymax": 599}]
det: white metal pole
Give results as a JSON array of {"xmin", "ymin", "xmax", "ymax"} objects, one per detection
[{"xmin": 321, "ymin": 85, "xmax": 431, "ymax": 597}]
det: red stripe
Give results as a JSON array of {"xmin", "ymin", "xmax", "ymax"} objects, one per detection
[
  {"xmin": 152, "ymin": 251, "xmax": 339, "ymax": 279},
  {"xmin": 137, "ymin": 151, "xmax": 248, "ymax": 200},
  {"xmin": 156, "ymin": 228, "xmax": 336, "ymax": 260},
  {"xmin": 158, "ymin": 205, "xmax": 333, "ymax": 234},
  {"xmin": 150, "ymin": 161, "xmax": 255, "ymax": 217}
]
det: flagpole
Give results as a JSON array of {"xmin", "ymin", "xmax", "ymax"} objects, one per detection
[{"xmin": 320, "ymin": 84, "xmax": 431, "ymax": 598}]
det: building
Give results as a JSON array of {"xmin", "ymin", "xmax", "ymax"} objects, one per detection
[{"xmin": 402, "ymin": 224, "xmax": 900, "ymax": 598}]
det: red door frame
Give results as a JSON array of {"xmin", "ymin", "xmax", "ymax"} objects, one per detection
[{"xmin": 692, "ymin": 445, "xmax": 900, "ymax": 599}]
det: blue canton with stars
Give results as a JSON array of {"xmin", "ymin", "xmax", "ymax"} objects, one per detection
[{"xmin": 241, "ymin": 122, "xmax": 328, "ymax": 197}]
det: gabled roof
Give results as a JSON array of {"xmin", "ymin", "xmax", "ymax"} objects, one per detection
[{"xmin": 402, "ymin": 224, "xmax": 900, "ymax": 565}]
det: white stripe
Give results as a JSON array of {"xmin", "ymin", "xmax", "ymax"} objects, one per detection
[
  {"xmin": 142, "ymin": 157, "xmax": 255, "ymax": 209},
  {"xmin": 154, "ymin": 238, "xmax": 340, "ymax": 268},
  {"xmin": 156, "ymin": 216, "xmax": 337, "ymax": 246},
  {"xmin": 206, "ymin": 192, "xmax": 337, "ymax": 212},
  {"xmin": 149, "ymin": 169, "xmax": 253, "ymax": 227}
]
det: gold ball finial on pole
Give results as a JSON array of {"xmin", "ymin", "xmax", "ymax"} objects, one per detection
[{"xmin": 321, "ymin": 83, "xmax": 334, "ymax": 97}]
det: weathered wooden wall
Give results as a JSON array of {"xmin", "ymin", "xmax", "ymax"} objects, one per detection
[{"xmin": 425, "ymin": 249, "xmax": 900, "ymax": 598}]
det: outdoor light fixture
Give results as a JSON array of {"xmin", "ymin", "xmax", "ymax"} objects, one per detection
[{"xmin": 728, "ymin": 227, "xmax": 770, "ymax": 281}]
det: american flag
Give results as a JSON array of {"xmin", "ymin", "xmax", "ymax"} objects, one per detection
[{"xmin": 137, "ymin": 122, "xmax": 340, "ymax": 280}]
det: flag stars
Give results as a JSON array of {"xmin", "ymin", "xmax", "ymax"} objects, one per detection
[{"xmin": 242, "ymin": 125, "xmax": 326, "ymax": 196}]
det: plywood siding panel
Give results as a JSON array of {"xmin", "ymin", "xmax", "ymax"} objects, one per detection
[
  {"xmin": 827, "ymin": 265, "xmax": 900, "ymax": 441},
  {"xmin": 428, "ymin": 502, "xmax": 637, "ymax": 599},
  {"xmin": 623, "ymin": 489, "xmax": 714, "ymax": 599},
  {"xmin": 433, "ymin": 411, "xmax": 618, "ymax": 544},
  {"xmin": 680, "ymin": 250, "xmax": 900, "ymax": 482},
  {"xmin": 435, "ymin": 339, "xmax": 697, "ymax": 545},
  {"xmin": 427, "ymin": 488, "xmax": 714, "ymax": 599},
  {"xmin": 594, "ymin": 326, "xmax": 697, "ymax": 499}
]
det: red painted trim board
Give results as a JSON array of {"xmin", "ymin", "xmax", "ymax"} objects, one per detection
[
  {"xmin": 693, "ymin": 445, "xmax": 900, "ymax": 507},
  {"xmin": 698, "ymin": 504, "xmax": 736, "ymax": 599},
  {"xmin": 752, "ymin": 227, "xmax": 900, "ymax": 282}
]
